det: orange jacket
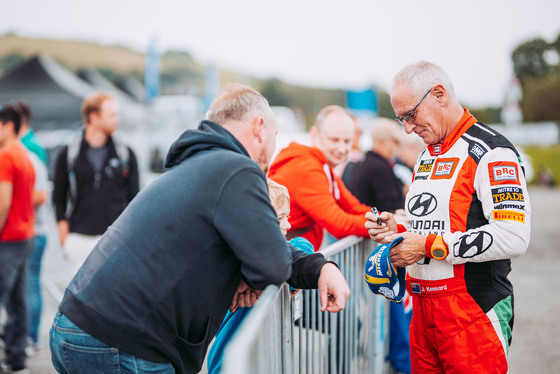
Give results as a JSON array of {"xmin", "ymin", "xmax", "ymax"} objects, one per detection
[{"xmin": 269, "ymin": 142, "xmax": 371, "ymax": 250}]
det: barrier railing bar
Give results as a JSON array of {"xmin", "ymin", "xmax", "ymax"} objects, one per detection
[
  {"xmin": 222, "ymin": 236, "xmax": 389, "ymax": 374},
  {"xmin": 222, "ymin": 285, "xmax": 280, "ymax": 374}
]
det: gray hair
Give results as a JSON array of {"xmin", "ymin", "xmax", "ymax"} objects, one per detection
[
  {"xmin": 391, "ymin": 61, "xmax": 456, "ymax": 98},
  {"xmin": 205, "ymin": 83, "xmax": 270, "ymax": 127},
  {"xmin": 370, "ymin": 117, "xmax": 403, "ymax": 144}
]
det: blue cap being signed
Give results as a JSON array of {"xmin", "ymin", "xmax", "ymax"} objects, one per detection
[{"xmin": 364, "ymin": 236, "xmax": 406, "ymax": 303}]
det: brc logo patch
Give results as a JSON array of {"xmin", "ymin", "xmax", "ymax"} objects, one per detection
[
  {"xmin": 493, "ymin": 165, "xmax": 517, "ymax": 180},
  {"xmin": 431, "ymin": 158, "xmax": 459, "ymax": 180},
  {"xmin": 436, "ymin": 162, "xmax": 454, "ymax": 175},
  {"xmin": 493, "ymin": 210, "xmax": 525, "ymax": 223},
  {"xmin": 489, "ymin": 161, "xmax": 520, "ymax": 186}
]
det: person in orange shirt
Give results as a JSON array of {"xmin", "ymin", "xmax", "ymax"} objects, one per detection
[
  {"xmin": 0, "ymin": 104, "xmax": 36, "ymax": 373},
  {"xmin": 269, "ymin": 105, "xmax": 371, "ymax": 250}
]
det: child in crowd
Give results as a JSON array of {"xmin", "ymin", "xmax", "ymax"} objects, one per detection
[{"xmin": 206, "ymin": 179, "xmax": 313, "ymax": 374}]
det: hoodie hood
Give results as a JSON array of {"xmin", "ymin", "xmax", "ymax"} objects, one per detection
[
  {"xmin": 165, "ymin": 120, "xmax": 250, "ymax": 168},
  {"xmin": 269, "ymin": 142, "xmax": 328, "ymax": 173}
]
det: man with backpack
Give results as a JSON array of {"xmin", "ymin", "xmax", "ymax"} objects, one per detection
[{"xmin": 52, "ymin": 92, "xmax": 139, "ymax": 274}]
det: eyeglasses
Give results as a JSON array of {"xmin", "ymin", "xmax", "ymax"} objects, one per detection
[{"xmin": 395, "ymin": 88, "xmax": 432, "ymax": 125}]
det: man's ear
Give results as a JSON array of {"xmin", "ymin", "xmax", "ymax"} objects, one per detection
[
  {"xmin": 89, "ymin": 108, "xmax": 104, "ymax": 125},
  {"xmin": 4, "ymin": 121, "xmax": 15, "ymax": 134},
  {"xmin": 432, "ymin": 84, "xmax": 447, "ymax": 105},
  {"xmin": 87, "ymin": 112, "xmax": 96, "ymax": 125},
  {"xmin": 252, "ymin": 116, "xmax": 265, "ymax": 143},
  {"xmin": 309, "ymin": 126, "xmax": 319, "ymax": 145}
]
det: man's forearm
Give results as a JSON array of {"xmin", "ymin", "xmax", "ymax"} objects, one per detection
[
  {"xmin": 288, "ymin": 252, "xmax": 331, "ymax": 289},
  {"xmin": 33, "ymin": 190, "xmax": 48, "ymax": 207},
  {"xmin": 0, "ymin": 182, "xmax": 12, "ymax": 233},
  {"xmin": 0, "ymin": 209, "xmax": 8, "ymax": 233},
  {"xmin": 57, "ymin": 220, "xmax": 70, "ymax": 246}
]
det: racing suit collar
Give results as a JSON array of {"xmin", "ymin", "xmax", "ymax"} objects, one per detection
[{"xmin": 428, "ymin": 109, "xmax": 477, "ymax": 156}]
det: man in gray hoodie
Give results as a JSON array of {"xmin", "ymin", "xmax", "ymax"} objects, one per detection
[{"xmin": 49, "ymin": 84, "xmax": 350, "ymax": 374}]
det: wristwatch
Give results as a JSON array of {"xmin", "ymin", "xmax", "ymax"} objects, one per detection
[{"xmin": 430, "ymin": 236, "xmax": 448, "ymax": 260}]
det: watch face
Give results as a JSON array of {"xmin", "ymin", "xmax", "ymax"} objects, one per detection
[{"xmin": 432, "ymin": 248, "xmax": 446, "ymax": 259}]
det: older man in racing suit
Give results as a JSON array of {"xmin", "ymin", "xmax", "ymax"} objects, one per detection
[{"xmin": 366, "ymin": 61, "xmax": 531, "ymax": 373}]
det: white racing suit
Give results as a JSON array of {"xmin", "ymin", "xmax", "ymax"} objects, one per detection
[{"xmin": 404, "ymin": 110, "xmax": 531, "ymax": 373}]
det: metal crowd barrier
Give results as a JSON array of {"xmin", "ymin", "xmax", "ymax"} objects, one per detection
[{"xmin": 222, "ymin": 236, "xmax": 390, "ymax": 374}]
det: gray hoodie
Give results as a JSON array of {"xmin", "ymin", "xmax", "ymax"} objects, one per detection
[{"xmin": 58, "ymin": 120, "xmax": 328, "ymax": 374}]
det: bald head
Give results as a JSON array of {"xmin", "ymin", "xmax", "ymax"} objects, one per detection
[{"xmin": 310, "ymin": 105, "xmax": 355, "ymax": 168}]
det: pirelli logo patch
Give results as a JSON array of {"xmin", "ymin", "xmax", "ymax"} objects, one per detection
[
  {"xmin": 489, "ymin": 161, "xmax": 520, "ymax": 186},
  {"xmin": 431, "ymin": 158, "xmax": 459, "ymax": 180},
  {"xmin": 491, "ymin": 186, "xmax": 524, "ymax": 203},
  {"xmin": 493, "ymin": 210, "xmax": 525, "ymax": 223}
]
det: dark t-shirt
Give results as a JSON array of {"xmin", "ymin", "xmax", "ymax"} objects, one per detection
[
  {"xmin": 345, "ymin": 150, "xmax": 404, "ymax": 212},
  {"xmin": 86, "ymin": 145, "xmax": 109, "ymax": 173}
]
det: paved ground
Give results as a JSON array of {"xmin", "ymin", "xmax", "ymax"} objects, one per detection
[
  {"xmin": 24, "ymin": 210, "xmax": 70, "ymax": 374},
  {"xmin": 18, "ymin": 186, "xmax": 560, "ymax": 373},
  {"xmin": 508, "ymin": 187, "xmax": 560, "ymax": 373}
]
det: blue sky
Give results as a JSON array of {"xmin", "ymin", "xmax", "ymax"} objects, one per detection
[{"xmin": 3, "ymin": 0, "xmax": 560, "ymax": 107}]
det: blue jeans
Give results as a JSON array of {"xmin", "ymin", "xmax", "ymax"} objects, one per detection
[
  {"xmin": 49, "ymin": 311, "xmax": 176, "ymax": 373},
  {"xmin": 0, "ymin": 238, "xmax": 33, "ymax": 370},
  {"xmin": 26, "ymin": 234, "xmax": 47, "ymax": 344}
]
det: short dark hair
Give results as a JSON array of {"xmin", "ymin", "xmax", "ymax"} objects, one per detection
[
  {"xmin": 8, "ymin": 100, "xmax": 32, "ymax": 124},
  {"xmin": 0, "ymin": 104, "xmax": 22, "ymax": 135}
]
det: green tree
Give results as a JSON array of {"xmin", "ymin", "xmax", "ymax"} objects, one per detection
[
  {"xmin": 376, "ymin": 90, "xmax": 395, "ymax": 119},
  {"xmin": 470, "ymin": 107, "xmax": 502, "ymax": 124},
  {"xmin": 511, "ymin": 34, "xmax": 560, "ymax": 121},
  {"xmin": 255, "ymin": 78, "xmax": 346, "ymax": 129},
  {"xmin": 521, "ymin": 76, "xmax": 560, "ymax": 122},
  {"xmin": 260, "ymin": 79, "xmax": 293, "ymax": 106},
  {"xmin": 512, "ymin": 38, "xmax": 553, "ymax": 84}
]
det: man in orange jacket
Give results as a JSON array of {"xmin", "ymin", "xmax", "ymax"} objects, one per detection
[{"xmin": 269, "ymin": 105, "xmax": 371, "ymax": 250}]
